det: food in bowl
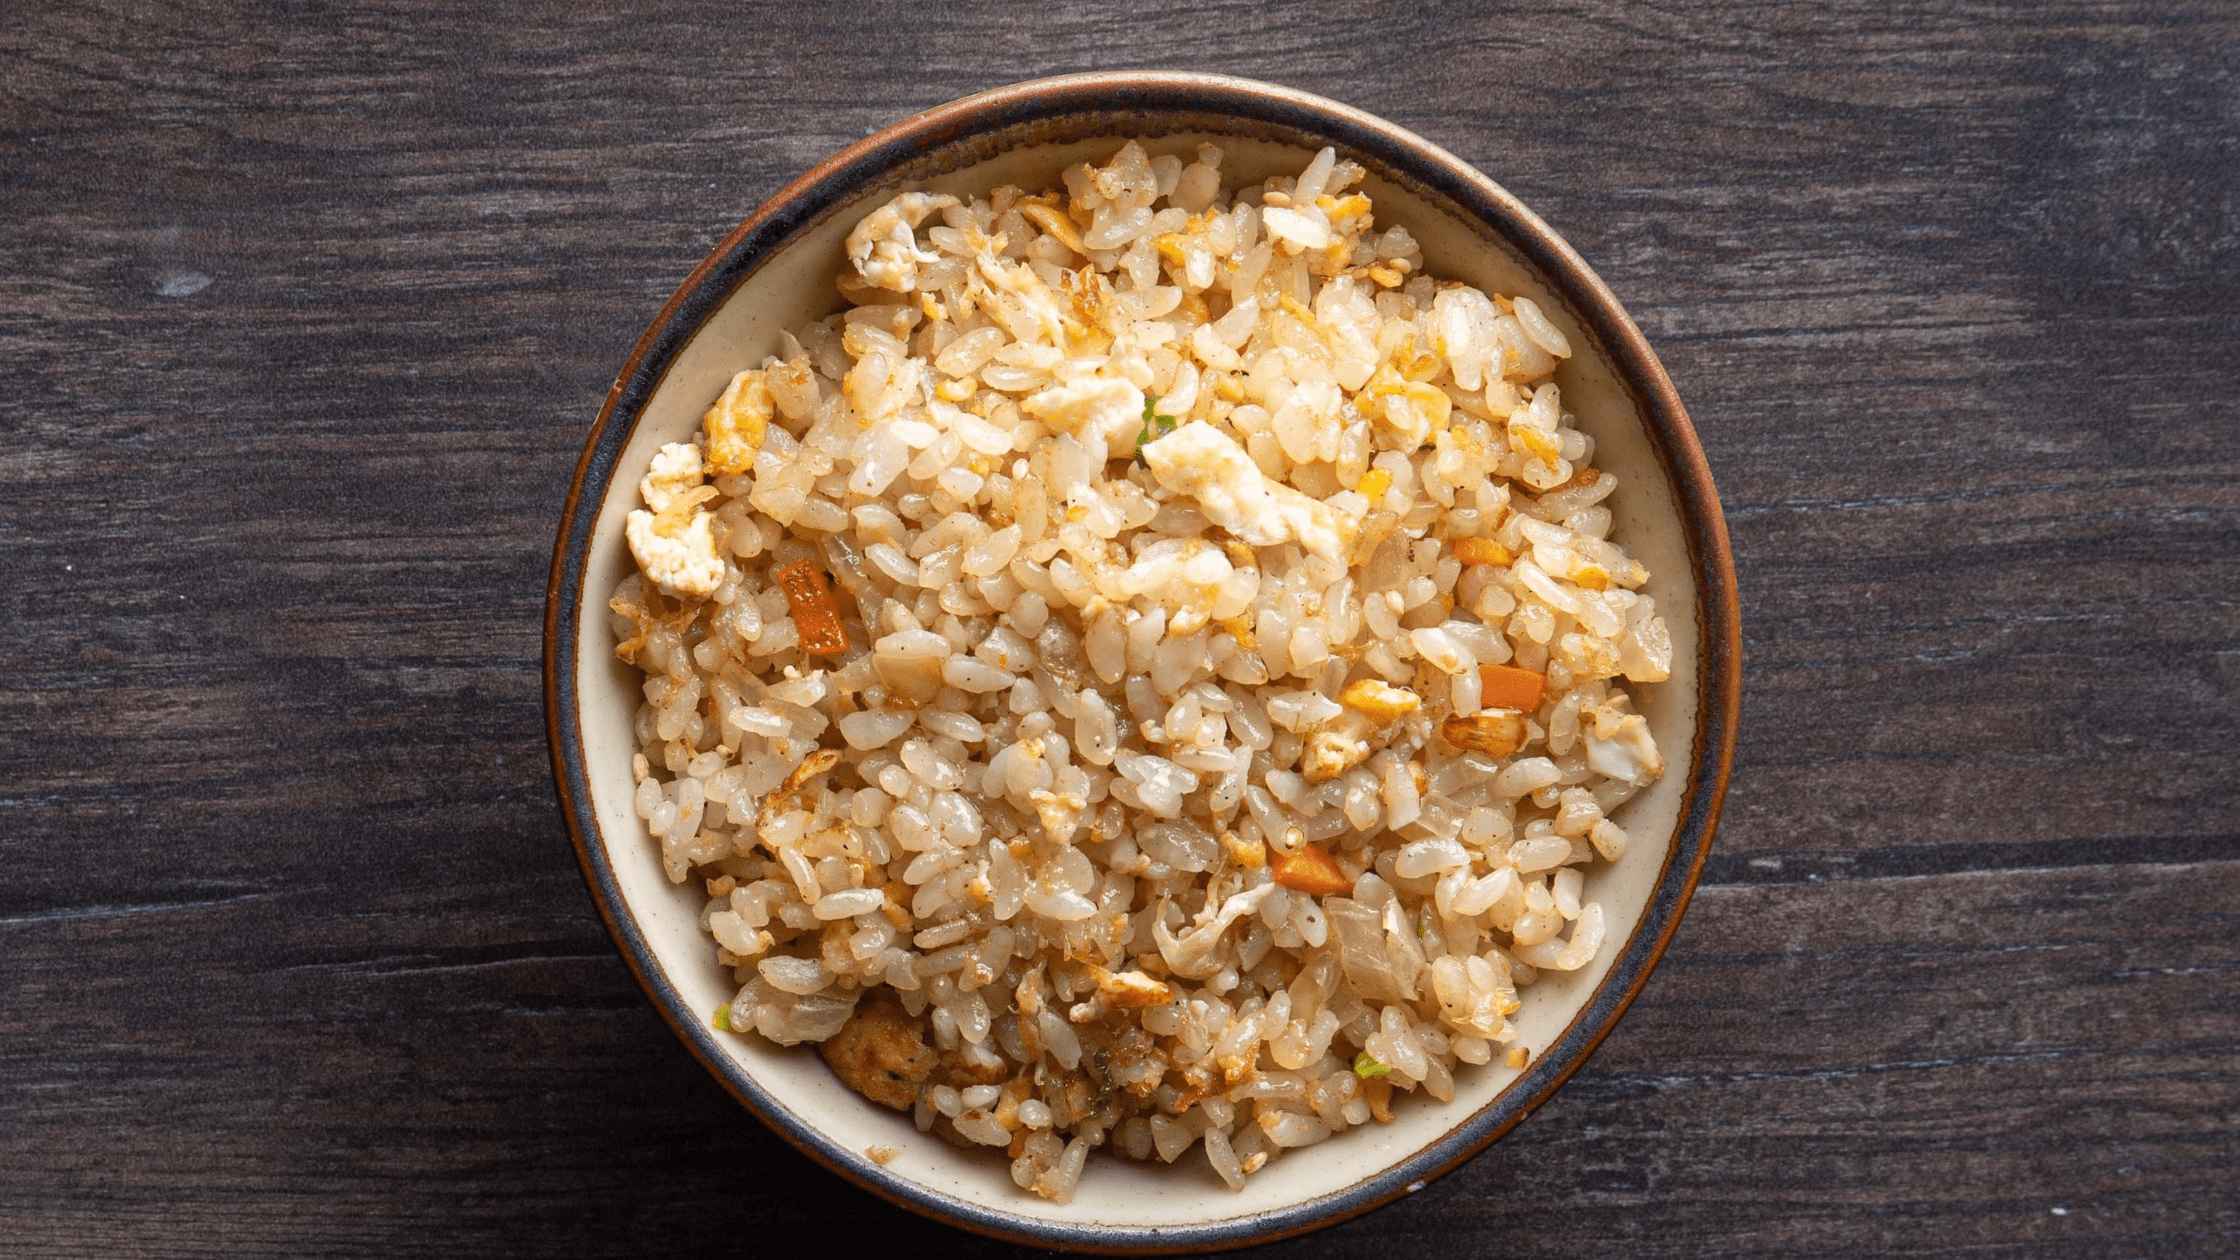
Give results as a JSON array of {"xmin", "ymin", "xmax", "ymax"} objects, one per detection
[{"xmin": 606, "ymin": 138, "xmax": 1672, "ymax": 1203}]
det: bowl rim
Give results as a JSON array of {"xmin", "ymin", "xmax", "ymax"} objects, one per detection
[{"xmin": 545, "ymin": 69, "xmax": 1740, "ymax": 1254}]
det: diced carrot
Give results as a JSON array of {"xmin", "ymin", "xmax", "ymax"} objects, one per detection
[
  {"xmin": 1270, "ymin": 842, "xmax": 1352, "ymax": 897},
  {"xmin": 772, "ymin": 560, "xmax": 849, "ymax": 657},
  {"xmin": 1451, "ymin": 537, "xmax": 1513, "ymax": 567},
  {"xmin": 1478, "ymin": 664, "xmax": 1546, "ymax": 712}
]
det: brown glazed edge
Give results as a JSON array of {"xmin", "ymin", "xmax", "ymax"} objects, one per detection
[{"xmin": 545, "ymin": 70, "xmax": 1740, "ymax": 1254}]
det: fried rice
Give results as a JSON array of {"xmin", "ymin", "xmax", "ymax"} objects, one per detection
[{"xmin": 609, "ymin": 139, "xmax": 1671, "ymax": 1201}]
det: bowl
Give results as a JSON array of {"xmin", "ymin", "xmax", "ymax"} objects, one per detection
[{"xmin": 545, "ymin": 71, "xmax": 1739, "ymax": 1253}]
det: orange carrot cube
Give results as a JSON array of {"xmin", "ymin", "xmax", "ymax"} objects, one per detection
[
  {"xmin": 1478, "ymin": 664, "xmax": 1545, "ymax": 712},
  {"xmin": 1270, "ymin": 842, "xmax": 1352, "ymax": 897},
  {"xmin": 772, "ymin": 560, "xmax": 849, "ymax": 657}
]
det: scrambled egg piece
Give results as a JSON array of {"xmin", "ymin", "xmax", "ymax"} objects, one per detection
[
  {"xmin": 639, "ymin": 442, "xmax": 706, "ymax": 512},
  {"xmin": 846, "ymin": 192, "xmax": 960, "ymax": 293},
  {"xmin": 1022, "ymin": 374, "xmax": 1144, "ymax": 445},
  {"xmin": 703, "ymin": 371, "xmax": 771, "ymax": 475},
  {"xmin": 1114, "ymin": 538, "xmax": 1233, "ymax": 609},
  {"xmin": 1441, "ymin": 709, "xmax": 1528, "ymax": 757},
  {"xmin": 626, "ymin": 440, "xmax": 724, "ymax": 598},
  {"xmin": 1093, "ymin": 967, "xmax": 1174, "ymax": 1009},
  {"xmin": 1028, "ymin": 785, "xmax": 1087, "ymax": 846},
  {"xmin": 1139, "ymin": 423, "xmax": 1355, "ymax": 564},
  {"xmin": 1339, "ymin": 679, "xmax": 1420, "ymax": 726},
  {"xmin": 1584, "ymin": 712, "xmax": 1664, "ymax": 784},
  {"xmin": 625, "ymin": 507, "xmax": 723, "ymax": 599},
  {"xmin": 1301, "ymin": 720, "xmax": 1372, "ymax": 784},
  {"xmin": 974, "ymin": 253, "xmax": 1073, "ymax": 348}
]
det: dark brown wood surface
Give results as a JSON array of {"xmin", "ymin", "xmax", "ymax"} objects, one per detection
[{"xmin": 3, "ymin": 3, "xmax": 2235, "ymax": 1255}]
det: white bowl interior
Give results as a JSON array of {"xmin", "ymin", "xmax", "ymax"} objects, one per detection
[{"xmin": 572, "ymin": 133, "xmax": 1701, "ymax": 1232}]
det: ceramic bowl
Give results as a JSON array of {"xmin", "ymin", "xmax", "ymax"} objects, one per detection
[{"xmin": 546, "ymin": 70, "xmax": 1739, "ymax": 1253}]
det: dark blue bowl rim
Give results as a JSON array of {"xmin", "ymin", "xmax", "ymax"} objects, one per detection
[{"xmin": 544, "ymin": 70, "xmax": 1740, "ymax": 1255}]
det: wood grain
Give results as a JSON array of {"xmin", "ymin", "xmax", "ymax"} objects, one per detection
[{"xmin": 2, "ymin": 1, "xmax": 2235, "ymax": 1255}]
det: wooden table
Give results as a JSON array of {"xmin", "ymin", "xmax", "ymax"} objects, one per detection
[{"xmin": 5, "ymin": 3, "xmax": 2234, "ymax": 1255}]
